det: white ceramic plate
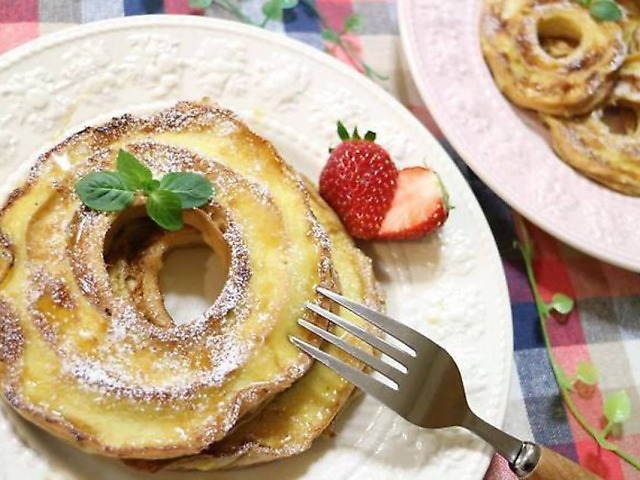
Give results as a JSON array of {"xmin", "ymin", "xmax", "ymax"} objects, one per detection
[
  {"xmin": 0, "ymin": 16, "xmax": 511, "ymax": 480},
  {"xmin": 399, "ymin": 0, "xmax": 640, "ymax": 272}
]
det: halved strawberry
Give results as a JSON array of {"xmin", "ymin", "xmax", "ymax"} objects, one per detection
[
  {"xmin": 377, "ymin": 166, "xmax": 449, "ymax": 240},
  {"xmin": 319, "ymin": 122, "xmax": 449, "ymax": 240}
]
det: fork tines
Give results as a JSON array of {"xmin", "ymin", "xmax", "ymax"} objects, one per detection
[{"xmin": 290, "ymin": 286, "xmax": 417, "ymax": 402}]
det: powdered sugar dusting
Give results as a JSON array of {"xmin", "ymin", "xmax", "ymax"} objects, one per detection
[{"xmin": 0, "ymin": 102, "xmax": 342, "ymax": 457}]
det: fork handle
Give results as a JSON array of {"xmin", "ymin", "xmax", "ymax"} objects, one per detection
[
  {"xmin": 521, "ymin": 445, "xmax": 599, "ymax": 479},
  {"xmin": 464, "ymin": 413, "xmax": 598, "ymax": 478}
]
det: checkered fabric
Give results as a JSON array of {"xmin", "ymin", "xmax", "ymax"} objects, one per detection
[{"xmin": 1, "ymin": 1, "xmax": 639, "ymax": 478}]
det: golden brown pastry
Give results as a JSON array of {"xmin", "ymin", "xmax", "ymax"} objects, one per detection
[
  {"xmin": 615, "ymin": 53, "xmax": 640, "ymax": 103},
  {"xmin": 620, "ymin": 0, "xmax": 640, "ymax": 50},
  {"xmin": 481, "ymin": 0, "xmax": 626, "ymax": 116},
  {"xmin": 125, "ymin": 184, "xmax": 381, "ymax": 471},
  {"xmin": 543, "ymin": 98, "xmax": 640, "ymax": 195},
  {"xmin": 0, "ymin": 102, "xmax": 351, "ymax": 459}
]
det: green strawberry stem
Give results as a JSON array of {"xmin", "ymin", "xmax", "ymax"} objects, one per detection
[{"xmin": 336, "ymin": 121, "xmax": 376, "ymax": 142}]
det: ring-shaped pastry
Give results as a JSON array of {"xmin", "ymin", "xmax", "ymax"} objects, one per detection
[
  {"xmin": 543, "ymin": 91, "xmax": 640, "ymax": 195},
  {"xmin": 125, "ymin": 180, "xmax": 381, "ymax": 471},
  {"xmin": 0, "ymin": 102, "xmax": 340, "ymax": 459},
  {"xmin": 481, "ymin": 0, "xmax": 626, "ymax": 116}
]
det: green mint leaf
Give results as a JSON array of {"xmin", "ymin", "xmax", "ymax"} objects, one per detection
[
  {"xmin": 262, "ymin": 0, "xmax": 284, "ymax": 21},
  {"xmin": 159, "ymin": 172, "xmax": 213, "ymax": 208},
  {"xmin": 281, "ymin": 0, "xmax": 298, "ymax": 9},
  {"xmin": 116, "ymin": 149, "xmax": 152, "ymax": 191},
  {"xmin": 144, "ymin": 179, "xmax": 161, "ymax": 194},
  {"xmin": 551, "ymin": 293, "xmax": 575, "ymax": 315},
  {"xmin": 75, "ymin": 171, "xmax": 135, "ymax": 212},
  {"xmin": 589, "ymin": 0, "xmax": 622, "ymax": 21},
  {"xmin": 146, "ymin": 189, "xmax": 183, "ymax": 231},
  {"xmin": 337, "ymin": 121, "xmax": 350, "ymax": 141},
  {"xmin": 604, "ymin": 390, "xmax": 631, "ymax": 424},
  {"xmin": 364, "ymin": 130, "xmax": 376, "ymax": 142},
  {"xmin": 322, "ymin": 28, "xmax": 340, "ymax": 43},
  {"xmin": 344, "ymin": 13, "xmax": 362, "ymax": 32},
  {"xmin": 352, "ymin": 127, "xmax": 361, "ymax": 140},
  {"xmin": 189, "ymin": 0, "xmax": 213, "ymax": 7},
  {"xmin": 575, "ymin": 361, "xmax": 598, "ymax": 386}
]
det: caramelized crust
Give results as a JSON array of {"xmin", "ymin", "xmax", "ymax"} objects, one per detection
[
  {"xmin": 0, "ymin": 102, "xmax": 342, "ymax": 459},
  {"xmin": 481, "ymin": 0, "xmax": 626, "ymax": 116},
  {"xmin": 482, "ymin": 0, "xmax": 640, "ymax": 195},
  {"xmin": 127, "ymin": 179, "xmax": 382, "ymax": 471},
  {"xmin": 543, "ymin": 101, "xmax": 640, "ymax": 195}
]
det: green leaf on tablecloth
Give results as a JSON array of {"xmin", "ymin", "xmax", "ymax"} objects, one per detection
[
  {"xmin": 516, "ymin": 219, "xmax": 640, "ymax": 470},
  {"xmin": 263, "ymin": 0, "xmax": 284, "ymax": 21},
  {"xmin": 344, "ymin": 13, "xmax": 362, "ymax": 32},
  {"xmin": 322, "ymin": 28, "xmax": 340, "ymax": 43},
  {"xmin": 189, "ymin": 0, "xmax": 213, "ymax": 8},
  {"xmin": 604, "ymin": 390, "xmax": 631, "ymax": 424},
  {"xmin": 550, "ymin": 293, "xmax": 575, "ymax": 315},
  {"xmin": 575, "ymin": 361, "xmax": 598, "ymax": 386}
]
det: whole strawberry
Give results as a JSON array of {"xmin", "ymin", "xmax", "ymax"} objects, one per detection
[{"xmin": 319, "ymin": 122, "xmax": 398, "ymax": 239}]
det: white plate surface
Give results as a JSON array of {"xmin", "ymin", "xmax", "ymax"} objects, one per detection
[
  {"xmin": 399, "ymin": 0, "xmax": 640, "ymax": 272},
  {"xmin": 0, "ymin": 16, "xmax": 511, "ymax": 480}
]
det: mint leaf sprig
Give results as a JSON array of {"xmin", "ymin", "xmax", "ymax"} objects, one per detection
[
  {"xmin": 75, "ymin": 149, "xmax": 213, "ymax": 231},
  {"xmin": 514, "ymin": 218, "xmax": 640, "ymax": 471},
  {"xmin": 575, "ymin": 0, "xmax": 623, "ymax": 21}
]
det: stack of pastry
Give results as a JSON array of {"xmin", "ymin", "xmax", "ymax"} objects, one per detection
[
  {"xmin": 0, "ymin": 101, "xmax": 381, "ymax": 471},
  {"xmin": 481, "ymin": 0, "xmax": 640, "ymax": 195}
]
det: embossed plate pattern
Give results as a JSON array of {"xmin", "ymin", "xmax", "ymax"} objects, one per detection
[
  {"xmin": 399, "ymin": 0, "xmax": 640, "ymax": 272},
  {"xmin": 0, "ymin": 16, "xmax": 511, "ymax": 480}
]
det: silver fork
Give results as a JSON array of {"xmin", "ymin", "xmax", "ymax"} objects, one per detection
[{"xmin": 291, "ymin": 287, "xmax": 598, "ymax": 480}]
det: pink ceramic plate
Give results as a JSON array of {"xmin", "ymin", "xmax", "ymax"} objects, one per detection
[{"xmin": 398, "ymin": 0, "xmax": 640, "ymax": 272}]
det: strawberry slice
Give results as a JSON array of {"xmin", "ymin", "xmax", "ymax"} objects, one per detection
[{"xmin": 377, "ymin": 166, "xmax": 449, "ymax": 240}]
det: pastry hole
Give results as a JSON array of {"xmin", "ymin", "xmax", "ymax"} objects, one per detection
[
  {"xmin": 104, "ymin": 208, "xmax": 231, "ymax": 327},
  {"xmin": 537, "ymin": 16, "xmax": 582, "ymax": 58},
  {"xmin": 601, "ymin": 106, "xmax": 638, "ymax": 135},
  {"xmin": 160, "ymin": 244, "xmax": 226, "ymax": 326}
]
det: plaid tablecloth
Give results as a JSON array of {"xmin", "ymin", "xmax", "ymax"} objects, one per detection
[{"xmin": 1, "ymin": 1, "xmax": 639, "ymax": 479}]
